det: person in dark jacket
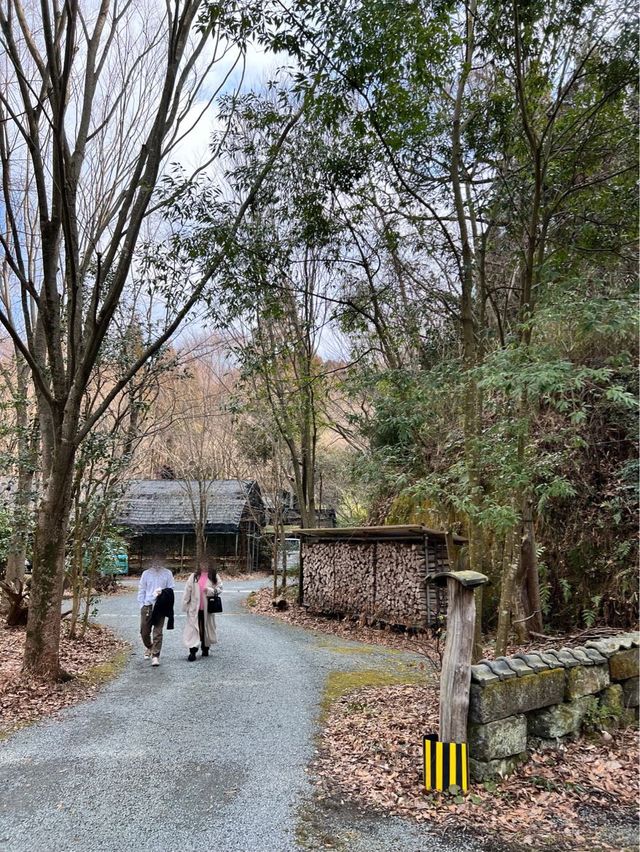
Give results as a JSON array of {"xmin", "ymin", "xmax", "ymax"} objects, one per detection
[
  {"xmin": 137, "ymin": 561, "xmax": 174, "ymax": 666},
  {"xmin": 152, "ymin": 587, "xmax": 175, "ymax": 631}
]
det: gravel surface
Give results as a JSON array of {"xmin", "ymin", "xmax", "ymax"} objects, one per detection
[{"xmin": 0, "ymin": 579, "xmax": 481, "ymax": 852}]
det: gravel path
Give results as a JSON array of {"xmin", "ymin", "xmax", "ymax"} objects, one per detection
[{"xmin": 0, "ymin": 579, "xmax": 481, "ymax": 852}]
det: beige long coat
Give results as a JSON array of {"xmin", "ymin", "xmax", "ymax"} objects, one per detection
[{"xmin": 181, "ymin": 573, "xmax": 222, "ymax": 649}]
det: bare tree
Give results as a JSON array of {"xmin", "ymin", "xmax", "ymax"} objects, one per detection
[
  {"xmin": 66, "ymin": 307, "xmax": 179, "ymax": 637},
  {"xmin": 166, "ymin": 343, "xmax": 241, "ymax": 568},
  {"xmin": 0, "ymin": 0, "xmax": 306, "ymax": 678},
  {"xmin": 0, "ymin": 147, "xmax": 40, "ymax": 590}
]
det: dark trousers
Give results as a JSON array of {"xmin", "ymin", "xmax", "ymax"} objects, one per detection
[{"xmin": 191, "ymin": 611, "xmax": 208, "ymax": 652}]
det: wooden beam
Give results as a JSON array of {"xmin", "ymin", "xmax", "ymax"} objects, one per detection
[
  {"xmin": 439, "ymin": 577, "xmax": 477, "ymax": 743},
  {"xmin": 298, "ymin": 543, "xmax": 304, "ymax": 605}
]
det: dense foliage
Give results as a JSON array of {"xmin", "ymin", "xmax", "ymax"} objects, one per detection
[
  {"xmin": 201, "ymin": 0, "xmax": 639, "ymax": 634},
  {"xmin": 0, "ymin": 0, "xmax": 636, "ymax": 659}
]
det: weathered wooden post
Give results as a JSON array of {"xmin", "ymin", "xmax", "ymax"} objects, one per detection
[
  {"xmin": 297, "ymin": 538, "xmax": 304, "ymax": 606},
  {"xmin": 436, "ymin": 570, "xmax": 489, "ymax": 741},
  {"xmin": 424, "ymin": 570, "xmax": 488, "ymax": 792}
]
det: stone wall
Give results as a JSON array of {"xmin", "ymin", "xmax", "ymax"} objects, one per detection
[{"xmin": 467, "ymin": 633, "xmax": 639, "ymax": 781}]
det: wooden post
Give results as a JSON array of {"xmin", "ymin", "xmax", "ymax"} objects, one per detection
[
  {"xmin": 440, "ymin": 578, "xmax": 476, "ymax": 743},
  {"xmin": 472, "ymin": 585, "xmax": 484, "ymax": 664},
  {"xmin": 430, "ymin": 570, "xmax": 489, "ymax": 744},
  {"xmin": 298, "ymin": 540, "xmax": 304, "ymax": 605}
]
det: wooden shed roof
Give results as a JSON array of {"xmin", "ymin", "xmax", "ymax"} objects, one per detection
[{"xmin": 295, "ymin": 525, "xmax": 467, "ymax": 544}]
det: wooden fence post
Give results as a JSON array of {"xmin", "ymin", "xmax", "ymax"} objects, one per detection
[
  {"xmin": 298, "ymin": 540, "xmax": 304, "ymax": 606},
  {"xmin": 430, "ymin": 571, "xmax": 489, "ymax": 743}
]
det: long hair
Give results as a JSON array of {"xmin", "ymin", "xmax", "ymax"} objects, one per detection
[{"xmin": 194, "ymin": 564, "xmax": 217, "ymax": 584}]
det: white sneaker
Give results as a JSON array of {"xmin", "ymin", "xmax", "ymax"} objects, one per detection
[
  {"xmin": 144, "ymin": 650, "xmax": 151, "ymax": 659},
  {"xmin": 151, "ymin": 657, "xmax": 160, "ymax": 667}
]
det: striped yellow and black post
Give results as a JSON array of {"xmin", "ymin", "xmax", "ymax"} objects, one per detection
[{"xmin": 423, "ymin": 734, "xmax": 468, "ymax": 793}]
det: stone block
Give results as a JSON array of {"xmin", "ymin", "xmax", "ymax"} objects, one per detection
[
  {"xmin": 469, "ymin": 752, "xmax": 528, "ymax": 782},
  {"xmin": 528, "ymin": 696, "xmax": 597, "ymax": 738},
  {"xmin": 609, "ymin": 648, "xmax": 640, "ymax": 682},
  {"xmin": 485, "ymin": 658, "xmax": 517, "ymax": 680},
  {"xmin": 622, "ymin": 677, "xmax": 639, "ymax": 708},
  {"xmin": 565, "ymin": 663, "xmax": 609, "ymax": 699},
  {"xmin": 504, "ymin": 657, "xmax": 536, "ymax": 677},
  {"xmin": 470, "ymin": 663, "xmax": 499, "ymax": 686},
  {"xmin": 468, "ymin": 715, "xmax": 527, "ymax": 762},
  {"xmin": 592, "ymin": 684, "xmax": 624, "ymax": 732},
  {"xmin": 469, "ymin": 668, "xmax": 566, "ymax": 723},
  {"xmin": 620, "ymin": 708, "xmax": 639, "ymax": 728}
]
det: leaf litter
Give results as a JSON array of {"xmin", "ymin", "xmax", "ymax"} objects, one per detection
[
  {"xmin": 312, "ymin": 682, "xmax": 639, "ymax": 851},
  {"xmin": 0, "ymin": 621, "xmax": 129, "ymax": 738}
]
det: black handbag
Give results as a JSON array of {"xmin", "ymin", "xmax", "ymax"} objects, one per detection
[{"xmin": 208, "ymin": 593, "xmax": 222, "ymax": 614}]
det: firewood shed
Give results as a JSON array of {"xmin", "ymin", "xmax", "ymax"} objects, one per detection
[{"xmin": 296, "ymin": 525, "xmax": 467, "ymax": 629}]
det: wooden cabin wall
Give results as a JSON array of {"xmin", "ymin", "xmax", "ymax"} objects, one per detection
[{"xmin": 125, "ymin": 532, "xmax": 247, "ymax": 574}]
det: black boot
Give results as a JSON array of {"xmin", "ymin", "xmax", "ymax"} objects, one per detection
[
  {"xmin": 201, "ymin": 646, "xmax": 209, "ymax": 657},
  {"xmin": 188, "ymin": 648, "xmax": 197, "ymax": 662}
]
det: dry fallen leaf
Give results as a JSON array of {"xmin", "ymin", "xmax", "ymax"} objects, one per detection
[
  {"xmin": 312, "ymin": 681, "xmax": 639, "ymax": 852},
  {"xmin": 0, "ymin": 621, "xmax": 128, "ymax": 738}
]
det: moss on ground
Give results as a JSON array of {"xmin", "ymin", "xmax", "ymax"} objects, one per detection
[
  {"xmin": 314, "ymin": 638, "xmax": 377, "ymax": 655},
  {"xmin": 79, "ymin": 646, "xmax": 130, "ymax": 686},
  {"xmin": 320, "ymin": 667, "xmax": 425, "ymax": 720}
]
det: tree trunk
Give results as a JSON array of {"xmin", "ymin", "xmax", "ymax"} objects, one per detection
[
  {"xmin": 273, "ymin": 522, "xmax": 281, "ymax": 599},
  {"xmin": 5, "ymin": 357, "xmax": 35, "ymax": 588},
  {"xmin": 451, "ymin": 0, "xmax": 483, "ymax": 584},
  {"xmin": 195, "ymin": 521, "xmax": 206, "ymax": 571},
  {"xmin": 23, "ymin": 440, "xmax": 76, "ymax": 680},
  {"xmin": 68, "ymin": 504, "xmax": 84, "ymax": 640},
  {"xmin": 5, "ymin": 487, "xmax": 29, "ymax": 585},
  {"xmin": 280, "ymin": 537, "xmax": 287, "ymax": 592},
  {"xmin": 511, "ymin": 567, "xmax": 530, "ymax": 644},
  {"xmin": 495, "ymin": 529, "xmax": 517, "ymax": 657},
  {"xmin": 520, "ymin": 496, "xmax": 542, "ymax": 633},
  {"xmin": 79, "ymin": 555, "xmax": 99, "ymax": 641}
]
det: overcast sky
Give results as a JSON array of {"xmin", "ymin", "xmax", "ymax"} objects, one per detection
[{"xmin": 171, "ymin": 40, "xmax": 284, "ymax": 174}]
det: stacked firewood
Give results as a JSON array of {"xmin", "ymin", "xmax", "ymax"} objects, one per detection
[
  {"xmin": 302, "ymin": 543, "xmax": 337, "ymax": 611},
  {"xmin": 375, "ymin": 542, "xmax": 428, "ymax": 627},
  {"xmin": 333, "ymin": 543, "xmax": 374, "ymax": 613},
  {"xmin": 302, "ymin": 539, "xmax": 431, "ymax": 628}
]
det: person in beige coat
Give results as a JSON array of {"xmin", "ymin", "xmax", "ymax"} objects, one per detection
[{"xmin": 182, "ymin": 565, "xmax": 222, "ymax": 661}]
